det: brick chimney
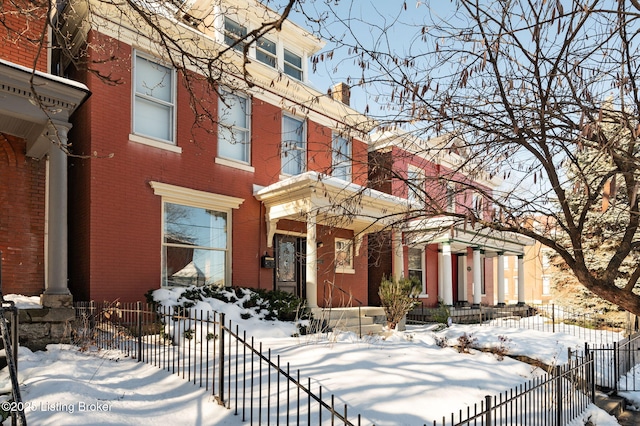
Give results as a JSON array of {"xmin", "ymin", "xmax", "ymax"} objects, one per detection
[{"xmin": 330, "ymin": 82, "xmax": 350, "ymax": 106}]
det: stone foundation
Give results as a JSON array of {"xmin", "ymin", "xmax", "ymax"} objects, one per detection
[{"xmin": 17, "ymin": 307, "xmax": 75, "ymax": 351}]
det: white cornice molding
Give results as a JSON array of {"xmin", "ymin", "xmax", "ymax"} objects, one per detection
[{"xmin": 150, "ymin": 181, "xmax": 244, "ymax": 210}]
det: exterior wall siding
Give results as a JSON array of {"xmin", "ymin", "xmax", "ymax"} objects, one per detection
[{"xmin": 0, "ymin": 135, "xmax": 46, "ymax": 295}]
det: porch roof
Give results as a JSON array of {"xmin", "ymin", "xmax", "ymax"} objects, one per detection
[
  {"xmin": 403, "ymin": 217, "xmax": 534, "ymax": 255},
  {"xmin": 0, "ymin": 59, "xmax": 90, "ymax": 158},
  {"xmin": 254, "ymin": 171, "xmax": 410, "ymax": 247}
]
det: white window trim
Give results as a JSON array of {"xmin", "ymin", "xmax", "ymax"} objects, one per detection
[
  {"xmin": 335, "ymin": 238, "xmax": 355, "ymax": 274},
  {"xmin": 281, "ymin": 113, "xmax": 306, "ymax": 176},
  {"xmin": 283, "ymin": 47, "xmax": 304, "ymax": 81},
  {"xmin": 408, "ymin": 246, "xmax": 427, "ymax": 297},
  {"xmin": 407, "ymin": 165, "xmax": 425, "ymax": 207},
  {"xmin": 215, "ymin": 157, "xmax": 255, "ymax": 173},
  {"xmin": 132, "ymin": 50, "xmax": 177, "ymax": 145},
  {"xmin": 129, "ymin": 133, "xmax": 182, "ymax": 153},
  {"xmin": 151, "ymin": 181, "xmax": 244, "ymax": 288},
  {"xmin": 332, "ymin": 131, "xmax": 352, "ymax": 182},
  {"xmin": 217, "ymin": 89, "xmax": 251, "ymax": 165}
]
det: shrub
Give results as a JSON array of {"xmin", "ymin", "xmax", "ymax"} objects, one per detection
[
  {"xmin": 378, "ymin": 275, "xmax": 421, "ymax": 329},
  {"xmin": 432, "ymin": 299, "xmax": 451, "ymax": 325},
  {"xmin": 457, "ymin": 332, "xmax": 477, "ymax": 353}
]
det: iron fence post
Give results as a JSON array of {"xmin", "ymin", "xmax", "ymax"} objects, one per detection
[
  {"xmin": 218, "ymin": 312, "xmax": 225, "ymax": 406},
  {"xmin": 484, "ymin": 395, "xmax": 492, "ymax": 425},
  {"xmin": 552, "ymin": 304, "xmax": 555, "ymax": 333},
  {"xmin": 555, "ymin": 365, "xmax": 563, "ymax": 425},
  {"xmin": 137, "ymin": 301, "xmax": 142, "ymax": 362},
  {"xmin": 590, "ymin": 352, "xmax": 596, "ymax": 403},
  {"xmin": 614, "ymin": 341, "xmax": 619, "ymax": 394}
]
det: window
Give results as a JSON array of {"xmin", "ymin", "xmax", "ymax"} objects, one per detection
[
  {"xmin": 332, "ymin": 133, "xmax": 351, "ymax": 181},
  {"xmin": 133, "ymin": 52, "xmax": 175, "ymax": 143},
  {"xmin": 542, "ymin": 251, "xmax": 550, "ymax": 270},
  {"xmin": 514, "ymin": 277, "xmax": 518, "ymax": 295},
  {"xmin": 335, "ymin": 239, "xmax": 354, "ymax": 273},
  {"xmin": 407, "ymin": 166, "xmax": 425, "ymax": 206},
  {"xmin": 218, "ymin": 90, "xmax": 250, "ymax": 163},
  {"xmin": 504, "ymin": 278, "xmax": 509, "ymax": 294},
  {"xmin": 284, "ymin": 48, "xmax": 303, "ymax": 80},
  {"xmin": 224, "ymin": 17, "xmax": 246, "ymax": 51},
  {"xmin": 256, "ymin": 37, "xmax": 277, "ymax": 68},
  {"xmin": 503, "ymin": 257, "xmax": 510, "ymax": 270},
  {"xmin": 150, "ymin": 182, "xmax": 244, "ymax": 289},
  {"xmin": 446, "ymin": 183, "xmax": 456, "ymax": 213},
  {"xmin": 408, "ymin": 248, "xmax": 425, "ymax": 294},
  {"xmin": 473, "ymin": 192, "xmax": 483, "ymax": 216},
  {"xmin": 542, "ymin": 276, "xmax": 551, "ymax": 295},
  {"xmin": 281, "ymin": 115, "xmax": 306, "ymax": 175},
  {"xmin": 162, "ymin": 203, "xmax": 229, "ymax": 287}
]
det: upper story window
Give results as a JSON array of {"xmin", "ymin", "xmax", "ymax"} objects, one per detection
[
  {"xmin": 472, "ymin": 192, "xmax": 484, "ymax": 216},
  {"xmin": 281, "ymin": 115, "xmax": 306, "ymax": 175},
  {"xmin": 133, "ymin": 52, "xmax": 175, "ymax": 144},
  {"xmin": 332, "ymin": 133, "xmax": 351, "ymax": 181},
  {"xmin": 407, "ymin": 166, "xmax": 425, "ymax": 206},
  {"xmin": 218, "ymin": 90, "xmax": 251, "ymax": 164},
  {"xmin": 446, "ymin": 183, "xmax": 456, "ymax": 213},
  {"xmin": 256, "ymin": 37, "xmax": 277, "ymax": 68},
  {"xmin": 284, "ymin": 48, "xmax": 303, "ymax": 80},
  {"xmin": 224, "ymin": 17, "xmax": 246, "ymax": 51}
]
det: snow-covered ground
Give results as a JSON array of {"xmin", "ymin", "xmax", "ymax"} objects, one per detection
[{"xmin": 0, "ymin": 292, "xmax": 636, "ymax": 425}]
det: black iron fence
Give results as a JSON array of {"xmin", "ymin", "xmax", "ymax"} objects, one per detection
[
  {"xmin": 408, "ymin": 303, "xmax": 632, "ymax": 345},
  {"xmin": 430, "ymin": 355, "xmax": 595, "ymax": 426},
  {"xmin": 74, "ymin": 302, "xmax": 362, "ymax": 425},
  {"xmin": 569, "ymin": 333, "xmax": 640, "ymax": 393}
]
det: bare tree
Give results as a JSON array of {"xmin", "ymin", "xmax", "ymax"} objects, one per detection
[
  {"xmin": 307, "ymin": 0, "xmax": 640, "ymax": 315},
  {"xmin": 1, "ymin": 0, "xmax": 299, "ymax": 154}
]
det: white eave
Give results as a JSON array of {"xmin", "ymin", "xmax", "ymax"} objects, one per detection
[
  {"xmin": 254, "ymin": 171, "xmax": 410, "ymax": 247},
  {"xmin": 403, "ymin": 217, "xmax": 534, "ymax": 255},
  {"xmin": 0, "ymin": 59, "xmax": 90, "ymax": 158}
]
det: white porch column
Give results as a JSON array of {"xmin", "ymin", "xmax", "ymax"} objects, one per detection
[
  {"xmin": 517, "ymin": 254, "xmax": 525, "ymax": 305},
  {"xmin": 472, "ymin": 247, "xmax": 482, "ymax": 307},
  {"xmin": 458, "ymin": 255, "xmax": 468, "ymax": 305},
  {"xmin": 306, "ymin": 210, "xmax": 318, "ymax": 308},
  {"xmin": 43, "ymin": 123, "xmax": 72, "ymax": 306},
  {"xmin": 497, "ymin": 252, "xmax": 505, "ymax": 306},
  {"xmin": 442, "ymin": 242, "xmax": 453, "ymax": 306},
  {"xmin": 437, "ymin": 249, "xmax": 443, "ymax": 299},
  {"xmin": 392, "ymin": 229, "xmax": 404, "ymax": 281}
]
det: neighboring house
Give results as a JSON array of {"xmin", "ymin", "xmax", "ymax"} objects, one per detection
[
  {"xmin": 0, "ymin": 3, "xmax": 90, "ymax": 308},
  {"xmin": 367, "ymin": 130, "xmax": 533, "ymax": 307}
]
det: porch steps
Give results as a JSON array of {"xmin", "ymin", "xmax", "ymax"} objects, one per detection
[{"xmin": 310, "ymin": 307, "xmax": 387, "ymax": 337}]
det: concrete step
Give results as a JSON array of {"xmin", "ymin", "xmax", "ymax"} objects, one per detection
[
  {"xmin": 310, "ymin": 306, "xmax": 388, "ymax": 336},
  {"xmin": 332, "ymin": 323, "xmax": 384, "ymax": 336}
]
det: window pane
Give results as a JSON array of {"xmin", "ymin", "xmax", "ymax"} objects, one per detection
[
  {"xmin": 134, "ymin": 98, "xmax": 172, "ymax": 141},
  {"xmin": 408, "ymin": 248, "xmax": 422, "ymax": 270},
  {"xmin": 136, "ymin": 56, "xmax": 172, "ymax": 102},
  {"xmin": 284, "ymin": 49, "xmax": 302, "ymax": 80},
  {"xmin": 257, "ymin": 38, "xmax": 277, "ymax": 67},
  {"xmin": 164, "ymin": 247, "xmax": 226, "ymax": 287},
  {"xmin": 224, "ymin": 17, "xmax": 246, "ymax": 51},
  {"xmin": 282, "ymin": 116, "xmax": 305, "ymax": 175},
  {"xmin": 163, "ymin": 203, "xmax": 228, "ymax": 288},
  {"xmin": 332, "ymin": 134, "xmax": 351, "ymax": 181},
  {"xmin": 165, "ymin": 204, "xmax": 227, "ymax": 249},
  {"xmin": 219, "ymin": 92, "xmax": 250, "ymax": 162},
  {"xmin": 134, "ymin": 54, "xmax": 174, "ymax": 142}
]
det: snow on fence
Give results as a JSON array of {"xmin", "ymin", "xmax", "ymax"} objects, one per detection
[{"xmin": 74, "ymin": 302, "xmax": 607, "ymax": 425}]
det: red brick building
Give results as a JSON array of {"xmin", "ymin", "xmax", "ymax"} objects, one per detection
[{"xmin": 368, "ymin": 130, "xmax": 533, "ymax": 307}]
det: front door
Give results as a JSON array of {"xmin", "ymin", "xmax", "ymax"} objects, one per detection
[{"xmin": 274, "ymin": 234, "xmax": 306, "ymax": 297}]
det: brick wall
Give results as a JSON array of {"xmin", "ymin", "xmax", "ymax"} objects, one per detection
[{"xmin": 0, "ymin": 135, "xmax": 46, "ymax": 295}]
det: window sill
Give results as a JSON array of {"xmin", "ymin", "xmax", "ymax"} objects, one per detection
[
  {"xmin": 335, "ymin": 267, "xmax": 355, "ymax": 274},
  {"xmin": 418, "ymin": 294, "xmax": 429, "ymax": 298},
  {"xmin": 215, "ymin": 157, "xmax": 255, "ymax": 173},
  {"xmin": 129, "ymin": 134, "xmax": 182, "ymax": 153}
]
